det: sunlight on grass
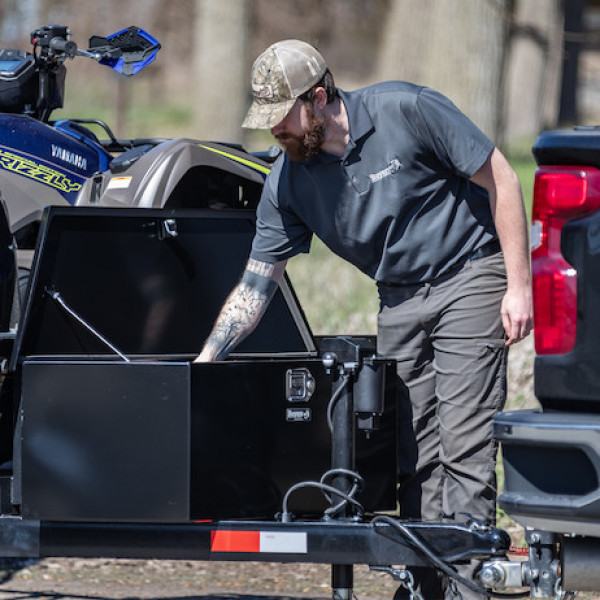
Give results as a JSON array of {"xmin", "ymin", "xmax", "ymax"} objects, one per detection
[{"xmin": 286, "ymin": 238, "xmax": 379, "ymax": 336}]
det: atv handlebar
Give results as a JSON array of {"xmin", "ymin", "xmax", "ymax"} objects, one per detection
[
  {"xmin": 33, "ymin": 25, "xmax": 120, "ymax": 64},
  {"xmin": 30, "ymin": 24, "xmax": 159, "ymax": 76},
  {"xmin": 49, "ymin": 37, "xmax": 78, "ymax": 58}
]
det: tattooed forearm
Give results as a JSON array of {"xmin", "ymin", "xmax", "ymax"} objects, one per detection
[
  {"xmin": 195, "ymin": 259, "xmax": 287, "ymax": 362},
  {"xmin": 207, "ymin": 280, "xmax": 274, "ymax": 360}
]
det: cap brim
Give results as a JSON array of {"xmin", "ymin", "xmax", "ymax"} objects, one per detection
[{"xmin": 242, "ymin": 97, "xmax": 297, "ymax": 130}]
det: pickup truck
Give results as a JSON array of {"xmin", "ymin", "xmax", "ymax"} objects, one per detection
[{"xmin": 490, "ymin": 127, "xmax": 600, "ymax": 598}]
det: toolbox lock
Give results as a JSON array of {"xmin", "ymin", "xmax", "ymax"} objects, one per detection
[{"xmin": 286, "ymin": 367, "xmax": 315, "ymax": 402}]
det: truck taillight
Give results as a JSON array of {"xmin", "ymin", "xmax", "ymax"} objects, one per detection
[{"xmin": 532, "ymin": 167, "xmax": 600, "ymax": 354}]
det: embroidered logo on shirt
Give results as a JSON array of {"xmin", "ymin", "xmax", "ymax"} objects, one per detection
[{"xmin": 368, "ymin": 159, "xmax": 402, "ymax": 183}]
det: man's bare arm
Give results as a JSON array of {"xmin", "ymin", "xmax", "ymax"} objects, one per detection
[
  {"xmin": 194, "ymin": 258, "xmax": 287, "ymax": 362},
  {"xmin": 470, "ymin": 147, "xmax": 533, "ymax": 345}
]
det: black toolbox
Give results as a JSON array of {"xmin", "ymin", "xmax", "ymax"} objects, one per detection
[{"xmin": 11, "ymin": 207, "xmax": 397, "ymax": 522}]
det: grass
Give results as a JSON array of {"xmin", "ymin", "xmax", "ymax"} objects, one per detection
[{"xmin": 286, "ymin": 241, "xmax": 379, "ymax": 336}]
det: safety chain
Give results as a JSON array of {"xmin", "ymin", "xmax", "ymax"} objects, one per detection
[
  {"xmin": 369, "ymin": 566, "xmax": 424, "ymax": 600},
  {"xmin": 395, "ymin": 569, "xmax": 424, "ymax": 600},
  {"xmin": 554, "ymin": 578, "xmax": 578, "ymax": 600}
]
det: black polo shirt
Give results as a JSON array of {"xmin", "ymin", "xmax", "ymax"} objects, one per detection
[{"xmin": 250, "ymin": 81, "xmax": 496, "ymax": 284}]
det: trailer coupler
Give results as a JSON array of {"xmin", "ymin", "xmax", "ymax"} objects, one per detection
[{"xmin": 480, "ymin": 530, "xmax": 564, "ymax": 599}]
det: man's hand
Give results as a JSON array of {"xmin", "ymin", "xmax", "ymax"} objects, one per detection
[
  {"xmin": 194, "ymin": 345, "xmax": 219, "ymax": 363},
  {"xmin": 194, "ymin": 258, "xmax": 287, "ymax": 363},
  {"xmin": 501, "ymin": 285, "xmax": 533, "ymax": 345}
]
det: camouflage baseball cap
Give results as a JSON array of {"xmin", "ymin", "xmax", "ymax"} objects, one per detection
[{"xmin": 242, "ymin": 40, "xmax": 327, "ymax": 130}]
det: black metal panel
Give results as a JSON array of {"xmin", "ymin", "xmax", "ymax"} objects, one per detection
[
  {"xmin": 20, "ymin": 360, "xmax": 190, "ymax": 522},
  {"xmin": 11, "ymin": 207, "xmax": 315, "ymax": 365},
  {"xmin": 0, "ymin": 516, "xmax": 40, "ymax": 558},
  {"xmin": 189, "ymin": 360, "xmax": 397, "ymax": 520},
  {"xmin": 189, "ymin": 359, "xmax": 332, "ymax": 520}
]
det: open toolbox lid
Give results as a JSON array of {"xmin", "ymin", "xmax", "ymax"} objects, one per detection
[{"xmin": 11, "ymin": 206, "xmax": 316, "ymax": 366}]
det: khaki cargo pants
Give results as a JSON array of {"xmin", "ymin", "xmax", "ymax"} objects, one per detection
[{"xmin": 377, "ymin": 251, "xmax": 508, "ymax": 600}]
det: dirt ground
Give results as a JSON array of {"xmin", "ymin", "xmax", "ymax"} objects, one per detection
[{"xmin": 0, "ymin": 558, "xmax": 401, "ymax": 600}]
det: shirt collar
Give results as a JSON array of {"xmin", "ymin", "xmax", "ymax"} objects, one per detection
[{"xmin": 338, "ymin": 88, "xmax": 374, "ymax": 155}]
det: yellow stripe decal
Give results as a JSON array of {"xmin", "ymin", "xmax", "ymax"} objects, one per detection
[{"xmin": 198, "ymin": 144, "xmax": 271, "ymax": 177}]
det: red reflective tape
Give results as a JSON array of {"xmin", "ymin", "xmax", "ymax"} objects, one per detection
[{"xmin": 211, "ymin": 530, "xmax": 260, "ymax": 553}]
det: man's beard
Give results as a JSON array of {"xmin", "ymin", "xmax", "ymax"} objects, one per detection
[{"xmin": 276, "ymin": 110, "xmax": 326, "ymax": 163}]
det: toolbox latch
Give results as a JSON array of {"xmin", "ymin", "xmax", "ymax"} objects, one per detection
[{"xmin": 286, "ymin": 368, "xmax": 315, "ymax": 402}]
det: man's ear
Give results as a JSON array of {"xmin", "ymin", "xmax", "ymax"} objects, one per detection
[{"xmin": 313, "ymin": 86, "xmax": 328, "ymax": 110}]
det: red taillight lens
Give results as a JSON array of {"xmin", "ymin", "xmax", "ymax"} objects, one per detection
[
  {"xmin": 533, "ymin": 171, "xmax": 588, "ymax": 215},
  {"xmin": 532, "ymin": 257, "xmax": 577, "ymax": 354},
  {"xmin": 532, "ymin": 167, "xmax": 600, "ymax": 354}
]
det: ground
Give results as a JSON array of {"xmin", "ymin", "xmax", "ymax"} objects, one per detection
[{"xmin": 0, "ymin": 559, "xmax": 400, "ymax": 600}]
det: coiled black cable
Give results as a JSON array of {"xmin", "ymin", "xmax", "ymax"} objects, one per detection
[
  {"xmin": 281, "ymin": 468, "xmax": 365, "ymax": 522},
  {"xmin": 321, "ymin": 468, "xmax": 365, "ymax": 518}
]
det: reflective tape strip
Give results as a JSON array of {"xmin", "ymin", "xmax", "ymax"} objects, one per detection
[
  {"xmin": 260, "ymin": 531, "xmax": 307, "ymax": 553},
  {"xmin": 210, "ymin": 530, "xmax": 307, "ymax": 554},
  {"xmin": 211, "ymin": 530, "xmax": 259, "ymax": 552}
]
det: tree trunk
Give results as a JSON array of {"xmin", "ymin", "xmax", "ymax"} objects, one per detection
[
  {"xmin": 193, "ymin": 0, "xmax": 249, "ymax": 144},
  {"xmin": 502, "ymin": 0, "xmax": 563, "ymax": 146},
  {"xmin": 559, "ymin": 0, "xmax": 584, "ymax": 125},
  {"xmin": 376, "ymin": 0, "xmax": 507, "ymax": 139}
]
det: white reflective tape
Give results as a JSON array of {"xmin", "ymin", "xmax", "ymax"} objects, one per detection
[{"xmin": 259, "ymin": 531, "xmax": 307, "ymax": 553}]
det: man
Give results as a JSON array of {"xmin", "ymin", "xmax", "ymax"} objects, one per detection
[{"xmin": 196, "ymin": 40, "xmax": 532, "ymax": 599}]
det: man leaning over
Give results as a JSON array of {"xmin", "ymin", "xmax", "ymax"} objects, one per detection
[{"xmin": 195, "ymin": 40, "xmax": 532, "ymax": 600}]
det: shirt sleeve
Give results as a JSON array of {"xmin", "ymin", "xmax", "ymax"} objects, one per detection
[
  {"xmin": 414, "ymin": 87, "xmax": 494, "ymax": 179},
  {"xmin": 250, "ymin": 158, "xmax": 313, "ymax": 263}
]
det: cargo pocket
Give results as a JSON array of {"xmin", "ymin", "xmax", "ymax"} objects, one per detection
[{"xmin": 473, "ymin": 338, "xmax": 508, "ymax": 412}]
